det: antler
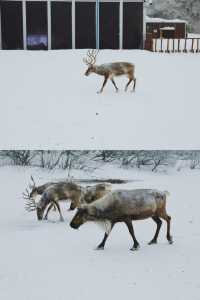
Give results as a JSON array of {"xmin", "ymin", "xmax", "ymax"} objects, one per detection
[
  {"xmin": 23, "ymin": 176, "xmax": 37, "ymax": 212},
  {"xmin": 29, "ymin": 175, "xmax": 36, "ymax": 189},
  {"xmin": 23, "ymin": 189, "xmax": 37, "ymax": 212},
  {"xmin": 83, "ymin": 49, "xmax": 99, "ymax": 66}
]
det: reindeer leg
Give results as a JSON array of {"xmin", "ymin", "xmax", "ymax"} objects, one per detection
[
  {"xmin": 124, "ymin": 220, "xmax": 140, "ymax": 251},
  {"xmin": 133, "ymin": 78, "xmax": 136, "ymax": 92},
  {"xmin": 148, "ymin": 216, "xmax": 162, "ymax": 245},
  {"xmin": 110, "ymin": 78, "xmax": 119, "ymax": 92},
  {"xmin": 96, "ymin": 222, "xmax": 115, "ymax": 250},
  {"xmin": 98, "ymin": 76, "xmax": 109, "ymax": 94},
  {"xmin": 161, "ymin": 214, "xmax": 173, "ymax": 244},
  {"xmin": 44, "ymin": 203, "xmax": 54, "ymax": 220},
  {"xmin": 125, "ymin": 78, "xmax": 133, "ymax": 92},
  {"xmin": 68, "ymin": 201, "xmax": 76, "ymax": 211},
  {"xmin": 53, "ymin": 201, "xmax": 64, "ymax": 222}
]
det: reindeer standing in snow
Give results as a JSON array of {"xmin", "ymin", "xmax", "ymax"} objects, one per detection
[
  {"xmin": 24, "ymin": 179, "xmax": 111, "ymax": 222},
  {"xmin": 83, "ymin": 50, "xmax": 136, "ymax": 93},
  {"xmin": 70, "ymin": 189, "xmax": 173, "ymax": 251}
]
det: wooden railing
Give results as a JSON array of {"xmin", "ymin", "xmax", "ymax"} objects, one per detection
[{"xmin": 152, "ymin": 38, "xmax": 200, "ymax": 53}]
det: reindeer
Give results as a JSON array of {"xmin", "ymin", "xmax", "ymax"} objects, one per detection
[
  {"xmin": 82, "ymin": 183, "xmax": 112, "ymax": 204},
  {"xmin": 24, "ymin": 182, "xmax": 85, "ymax": 221},
  {"xmin": 70, "ymin": 189, "xmax": 173, "ymax": 251},
  {"xmin": 24, "ymin": 181, "xmax": 111, "ymax": 222},
  {"xmin": 25, "ymin": 176, "xmax": 75, "ymax": 212},
  {"xmin": 83, "ymin": 50, "xmax": 136, "ymax": 93}
]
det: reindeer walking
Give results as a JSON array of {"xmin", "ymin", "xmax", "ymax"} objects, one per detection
[
  {"xmin": 24, "ymin": 179, "xmax": 111, "ymax": 222},
  {"xmin": 24, "ymin": 181, "xmax": 85, "ymax": 221},
  {"xmin": 83, "ymin": 50, "xmax": 136, "ymax": 93},
  {"xmin": 24, "ymin": 176, "xmax": 76, "ymax": 214},
  {"xmin": 70, "ymin": 189, "xmax": 173, "ymax": 251}
]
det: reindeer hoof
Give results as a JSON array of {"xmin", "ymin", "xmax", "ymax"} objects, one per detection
[
  {"xmin": 130, "ymin": 245, "xmax": 140, "ymax": 251},
  {"xmin": 148, "ymin": 240, "xmax": 157, "ymax": 245},
  {"xmin": 60, "ymin": 218, "xmax": 65, "ymax": 222},
  {"xmin": 167, "ymin": 235, "xmax": 173, "ymax": 244},
  {"xmin": 95, "ymin": 246, "xmax": 104, "ymax": 250}
]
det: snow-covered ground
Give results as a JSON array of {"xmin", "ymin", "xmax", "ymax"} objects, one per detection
[
  {"xmin": 0, "ymin": 50, "xmax": 199, "ymax": 149},
  {"xmin": 0, "ymin": 165, "xmax": 200, "ymax": 300}
]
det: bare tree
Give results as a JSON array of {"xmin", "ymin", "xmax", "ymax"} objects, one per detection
[{"xmin": 0, "ymin": 151, "xmax": 36, "ymax": 166}]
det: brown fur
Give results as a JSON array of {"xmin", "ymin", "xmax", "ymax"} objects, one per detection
[
  {"xmin": 36, "ymin": 182, "xmax": 111, "ymax": 222},
  {"xmin": 70, "ymin": 189, "xmax": 173, "ymax": 250},
  {"xmin": 84, "ymin": 51, "xmax": 136, "ymax": 93}
]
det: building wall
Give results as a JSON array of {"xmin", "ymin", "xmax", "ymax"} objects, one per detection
[
  {"xmin": 146, "ymin": 22, "xmax": 186, "ymax": 39},
  {"xmin": 0, "ymin": 0, "xmax": 144, "ymax": 50}
]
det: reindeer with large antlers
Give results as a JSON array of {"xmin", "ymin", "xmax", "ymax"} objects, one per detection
[
  {"xmin": 24, "ymin": 179, "xmax": 111, "ymax": 222},
  {"xmin": 24, "ymin": 180, "xmax": 84, "ymax": 221},
  {"xmin": 23, "ymin": 176, "xmax": 59, "ymax": 213},
  {"xmin": 83, "ymin": 49, "xmax": 136, "ymax": 93}
]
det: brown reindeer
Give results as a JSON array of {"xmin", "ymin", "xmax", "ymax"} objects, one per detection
[
  {"xmin": 24, "ymin": 181, "xmax": 111, "ymax": 222},
  {"xmin": 24, "ymin": 177, "xmax": 76, "ymax": 212},
  {"xmin": 24, "ymin": 181, "xmax": 84, "ymax": 221},
  {"xmin": 70, "ymin": 189, "xmax": 173, "ymax": 251},
  {"xmin": 84, "ymin": 50, "xmax": 136, "ymax": 93}
]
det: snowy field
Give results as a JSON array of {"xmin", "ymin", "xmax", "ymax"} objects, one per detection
[
  {"xmin": 0, "ymin": 165, "xmax": 200, "ymax": 300},
  {"xmin": 0, "ymin": 50, "xmax": 200, "ymax": 149}
]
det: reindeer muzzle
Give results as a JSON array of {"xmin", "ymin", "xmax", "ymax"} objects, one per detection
[
  {"xmin": 37, "ymin": 208, "xmax": 44, "ymax": 220},
  {"xmin": 70, "ymin": 222, "xmax": 79, "ymax": 229}
]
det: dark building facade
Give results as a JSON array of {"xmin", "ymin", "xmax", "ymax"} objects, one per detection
[
  {"xmin": 146, "ymin": 19, "xmax": 187, "ymax": 39},
  {"xmin": 0, "ymin": 0, "xmax": 144, "ymax": 50}
]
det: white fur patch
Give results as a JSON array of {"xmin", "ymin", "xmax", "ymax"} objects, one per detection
[{"xmin": 95, "ymin": 220, "xmax": 112, "ymax": 234}]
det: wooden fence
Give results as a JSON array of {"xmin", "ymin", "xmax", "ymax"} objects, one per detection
[{"xmin": 152, "ymin": 38, "xmax": 200, "ymax": 53}]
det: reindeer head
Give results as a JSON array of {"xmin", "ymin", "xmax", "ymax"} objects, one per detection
[
  {"xmin": 70, "ymin": 205, "xmax": 98, "ymax": 229},
  {"xmin": 83, "ymin": 49, "xmax": 99, "ymax": 76},
  {"xmin": 24, "ymin": 191, "xmax": 45, "ymax": 221}
]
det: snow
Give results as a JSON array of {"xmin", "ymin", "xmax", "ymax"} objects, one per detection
[
  {"xmin": 0, "ymin": 165, "xmax": 200, "ymax": 300},
  {"xmin": 145, "ymin": 16, "xmax": 187, "ymax": 24},
  {"xmin": 0, "ymin": 49, "xmax": 200, "ymax": 149},
  {"xmin": 160, "ymin": 26, "xmax": 175, "ymax": 30}
]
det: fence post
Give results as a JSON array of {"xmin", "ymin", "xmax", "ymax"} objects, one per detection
[
  {"xmin": 183, "ymin": 38, "xmax": 187, "ymax": 53},
  {"xmin": 190, "ymin": 38, "xmax": 195, "ymax": 53},
  {"xmin": 177, "ymin": 39, "xmax": 180, "ymax": 52},
  {"xmin": 172, "ymin": 39, "xmax": 175, "ymax": 53},
  {"xmin": 154, "ymin": 38, "xmax": 157, "ymax": 52},
  {"xmin": 197, "ymin": 39, "xmax": 200, "ymax": 53},
  {"xmin": 165, "ymin": 39, "xmax": 170, "ymax": 53}
]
